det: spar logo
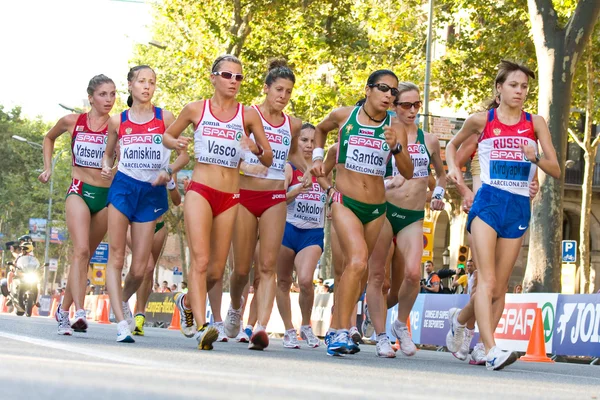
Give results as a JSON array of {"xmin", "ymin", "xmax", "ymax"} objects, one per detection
[
  {"xmin": 266, "ymin": 132, "xmax": 283, "ymax": 144},
  {"xmin": 556, "ymin": 301, "xmax": 600, "ymax": 345},
  {"xmin": 203, "ymin": 127, "xmax": 238, "ymax": 141},
  {"xmin": 349, "ymin": 136, "xmax": 383, "ymax": 149},
  {"xmin": 153, "ymin": 135, "xmax": 162, "ymax": 144},
  {"xmin": 382, "ymin": 142, "xmax": 390, "ymax": 151},
  {"xmin": 490, "ymin": 150, "xmax": 523, "ymax": 161},
  {"xmin": 122, "ymin": 134, "xmax": 153, "ymax": 145},
  {"xmin": 496, "ymin": 301, "xmax": 554, "ymax": 342},
  {"xmin": 408, "ymin": 144, "xmax": 427, "ymax": 155},
  {"xmin": 283, "ymin": 136, "xmax": 291, "ymax": 146},
  {"xmin": 359, "ymin": 128, "xmax": 375, "ymax": 137},
  {"xmin": 78, "ymin": 134, "xmax": 106, "ymax": 144}
]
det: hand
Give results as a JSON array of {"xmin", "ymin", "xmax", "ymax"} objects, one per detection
[
  {"xmin": 300, "ymin": 169, "xmax": 313, "ymax": 188},
  {"xmin": 241, "ymin": 135, "xmax": 259, "ymax": 155},
  {"xmin": 446, "ymin": 167, "xmax": 462, "ymax": 185},
  {"xmin": 529, "ymin": 179, "xmax": 539, "ymax": 200},
  {"xmin": 38, "ymin": 169, "xmax": 51, "ymax": 184},
  {"xmin": 431, "ymin": 198, "xmax": 445, "ymax": 211},
  {"xmin": 152, "ymin": 170, "xmax": 170, "ymax": 187},
  {"xmin": 383, "ymin": 125, "xmax": 398, "ymax": 149},
  {"xmin": 101, "ymin": 161, "xmax": 113, "ymax": 180},
  {"xmin": 461, "ymin": 189, "xmax": 475, "ymax": 213},
  {"xmin": 294, "ymin": 184, "xmax": 311, "ymax": 196},
  {"xmin": 310, "ymin": 159, "xmax": 325, "ymax": 178},
  {"xmin": 385, "ymin": 174, "xmax": 405, "ymax": 190},
  {"xmin": 176, "ymin": 136, "xmax": 192, "ymax": 150},
  {"xmin": 520, "ymin": 144, "xmax": 538, "ymax": 163},
  {"xmin": 240, "ymin": 160, "xmax": 268, "ymax": 176}
]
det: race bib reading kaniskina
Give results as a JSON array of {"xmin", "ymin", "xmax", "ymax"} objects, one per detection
[{"xmin": 119, "ymin": 133, "xmax": 164, "ymax": 170}]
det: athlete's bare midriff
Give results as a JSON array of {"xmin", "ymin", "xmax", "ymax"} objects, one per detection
[
  {"xmin": 239, "ymin": 174, "xmax": 285, "ymax": 191},
  {"xmin": 386, "ymin": 177, "xmax": 428, "ymax": 211},
  {"xmin": 192, "ymin": 162, "xmax": 241, "ymax": 193},
  {"xmin": 71, "ymin": 165, "xmax": 110, "ymax": 188},
  {"xmin": 335, "ymin": 164, "xmax": 385, "ymax": 204}
]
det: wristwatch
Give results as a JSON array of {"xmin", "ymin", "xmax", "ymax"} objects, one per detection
[
  {"xmin": 163, "ymin": 166, "xmax": 173, "ymax": 178},
  {"xmin": 391, "ymin": 143, "xmax": 403, "ymax": 155}
]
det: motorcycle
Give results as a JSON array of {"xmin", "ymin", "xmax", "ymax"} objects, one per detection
[{"xmin": 0, "ymin": 254, "xmax": 41, "ymax": 317}]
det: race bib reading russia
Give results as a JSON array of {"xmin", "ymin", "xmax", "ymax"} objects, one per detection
[
  {"xmin": 345, "ymin": 135, "xmax": 389, "ymax": 176},
  {"xmin": 73, "ymin": 133, "xmax": 107, "ymax": 168},
  {"xmin": 489, "ymin": 137, "xmax": 533, "ymax": 189},
  {"xmin": 120, "ymin": 133, "xmax": 164, "ymax": 170},
  {"xmin": 196, "ymin": 126, "xmax": 243, "ymax": 168}
]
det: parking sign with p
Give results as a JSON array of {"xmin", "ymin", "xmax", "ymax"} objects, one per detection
[{"xmin": 561, "ymin": 240, "xmax": 576, "ymax": 263}]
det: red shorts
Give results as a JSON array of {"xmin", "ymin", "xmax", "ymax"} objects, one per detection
[
  {"xmin": 239, "ymin": 189, "xmax": 286, "ymax": 218},
  {"xmin": 186, "ymin": 181, "xmax": 240, "ymax": 217}
]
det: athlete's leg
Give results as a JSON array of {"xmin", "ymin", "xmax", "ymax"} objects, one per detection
[
  {"xmin": 295, "ymin": 245, "xmax": 322, "ymax": 326},
  {"xmin": 276, "ymin": 245, "xmax": 297, "ymax": 330},
  {"xmin": 135, "ymin": 226, "xmax": 166, "ymax": 315},
  {"xmin": 330, "ymin": 222, "xmax": 343, "ymax": 329},
  {"xmin": 366, "ymin": 219, "xmax": 393, "ymax": 335},
  {"xmin": 395, "ymin": 221, "xmax": 424, "ymax": 324},
  {"xmin": 106, "ymin": 205, "xmax": 132, "ymax": 322},
  {"xmin": 387, "ymin": 247, "xmax": 405, "ymax": 309},
  {"xmin": 122, "ymin": 221, "xmax": 156, "ymax": 302},
  {"xmin": 208, "ymin": 277, "xmax": 223, "ymax": 322},
  {"xmin": 230, "ymin": 206, "xmax": 258, "ymax": 310}
]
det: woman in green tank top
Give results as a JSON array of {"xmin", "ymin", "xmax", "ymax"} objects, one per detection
[{"xmin": 310, "ymin": 70, "xmax": 413, "ymax": 356}]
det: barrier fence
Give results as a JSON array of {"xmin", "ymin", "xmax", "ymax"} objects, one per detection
[{"xmin": 2, "ymin": 292, "xmax": 598, "ymax": 358}]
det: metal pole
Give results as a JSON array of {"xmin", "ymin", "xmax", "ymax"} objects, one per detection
[
  {"xmin": 43, "ymin": 151, "xmax": 63, "ymax": 294},
  {"xmin": 423, "ymin": 0, "xmax": 435, "ymax": 132}
]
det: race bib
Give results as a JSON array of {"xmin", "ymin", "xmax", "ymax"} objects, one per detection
[
  {"xmin": 120, "ymin": 133, "xmax": 164, "ymax": 170},
  {"xmin": 408, "ymin": 144, "xmax": 429, "ymax": 178},
  {"xmin": 73, "ymin": 133, "xmax": 106, "ymax": 168},
  {"xmin": 292, "ymin": 183, "xmax": 326, "ymax": 224},
  {"xmin": 345, "ymin": 135, "xmax": 389, "ymax": 176},
  {"xmin": 245, "ymin": 131, "xmax": 290, "ymax": 172},
  {"xmin": 196, "ymin": 126, "xmax": 243, "ymax": 168}
]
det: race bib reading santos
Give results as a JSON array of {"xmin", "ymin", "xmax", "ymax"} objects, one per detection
[
  {"xmin": 345, "ymin": 135, "xmax": 389, "ymax": 176},
  {"xmin": 120, "ymin": 133, "xmax": 164, "ymax": 170}
]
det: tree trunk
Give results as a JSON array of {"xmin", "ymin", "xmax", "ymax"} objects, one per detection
[{"xmin": 524, "ymin": 0, "xmax": 600, "ymax": 293}]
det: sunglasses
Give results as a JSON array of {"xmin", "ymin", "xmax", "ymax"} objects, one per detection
[
  {"xmin": 368, "ymin": 83, "xmax": 399, "ymax": 97},
  {"xmin": 395, "ymin": 101, "xmax": 422, "ymax": 110},
  {"xmin": 212, "ymin": 71, "xmax": 244, "ymax": 82}
]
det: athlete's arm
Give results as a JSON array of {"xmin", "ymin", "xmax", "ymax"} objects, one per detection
[
  {"xmin": 101, "ymin": 115, "xmax": 120, "ymax": 180},
  {"xmin": 455, "ymin": 134, "xmax": 478, "ymax": 169},
  {"xmin": 386, "ymin": 117, "xmax": 413, "ymax": 180},
  {"xmin": 427, "ymin": 133, "xmax": 446, "ymax": 211},
  {"xmin": 39, "ymin": 114, "xmax": 78, "ymax": 183},
  {"xmin": 323, "ymin": 142, "xmax": 339, "ymax": 178},
  {"xmin": 244, "ymin": 107, "xmax": 273, "ymax": 168},
  {"xmin": 311, "ymin": 108, "xmax": 350, "ymax": 177},
  {"xmin": 285, "ymin": 163, "xmax": 308, "ymax": 204},
  {"xmin": 163, "ymin": 102, "xmax": 201, "ymax": 151},
  {"xmin": 169, "ymin": 173, "xmax": 182, "ymax": 206},
  {"xmin": 524, "ymin": 115, "xmax": 560, "ymax": 179}
]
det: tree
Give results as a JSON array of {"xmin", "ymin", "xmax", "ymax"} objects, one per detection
[{"xmin": 524, "ymin": 0, "xmax": 600, "ymax": 292}]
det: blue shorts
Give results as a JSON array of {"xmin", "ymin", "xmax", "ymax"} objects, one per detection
[
  {"xmin": 108, "ymin": 171, "xmax": 168, "ymax": 223},
  {"xmin": 467, "ymin": 184, "xmax": 530, "ymax": 239},
  {"xmin": 281, "ymin": 222, "xmax": 324, "ymax": 253}
]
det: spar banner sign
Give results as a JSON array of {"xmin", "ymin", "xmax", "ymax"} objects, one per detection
[{"xmin": 552, "ymin": 294, "xmax": 600, "ymax": 357}]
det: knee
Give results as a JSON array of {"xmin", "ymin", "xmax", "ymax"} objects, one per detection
[
  {"xmin": 368, "ymin": 269, "xmax": 385, "ymax": 289},
  {"xmin": 277, "ymin": 274, "xmax": 292, "ymax": 290},
  {"xmin": 382, "ymin": 278, "xmax": 391, "ymax": 295},
  {"xmin": 72, "ymin": 246, "xmax": 90, "ymax": 263},
  {"xmin": 144, "ymin": 268, "xmax": 154, "ymax": 282},
  {"xmin": 257, "ymin": 259, "xmax": 276, "ymax": 277},
  {"xmin": 403, "ymin": 268, "xmax": 421, "ymax": 286},
  {"xmin": 345, "ymin": 256, "xmax": 368, "ymax": 277},
  {"xmin": 492, "ymin": 284, "xmax": 508, "ymax": 302},
  {"xmin": 128, "ymin": 267, "xmax": 145, "ymax": 281},
  {"xmin": 298, "ymin": 279, "xmax": 314, "ymax": 294},
  {"xmin": 477, "ymin": 277, "xmax": 496, "ymax": 298},
  {"xmin": 206, "ymin": 269, "xmax": 223, "ymax": 285},
  {"xmin": 190, "ymin": 254, "xmax": 209, "ymax": 274}
]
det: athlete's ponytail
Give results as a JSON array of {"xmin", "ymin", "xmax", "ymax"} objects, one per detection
[
  {"xmin": 265, "ymin": 58, "xmax": 295, "ymax": 86},
  {"xmin": 487, "ymin": 60, "xmax": 535, "ymax": 110},
  {"xmin": 126, "ymin": 65, "xmax": 155, "ymax": 108}
]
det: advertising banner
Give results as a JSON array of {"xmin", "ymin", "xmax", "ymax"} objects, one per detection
[
  {"xmin": 552, "ymin": 294, "xmax": 600, "ymax": 357},
  {"xmin": 145, "ymin": 292, "xmax": 176, "ymax": 327}
]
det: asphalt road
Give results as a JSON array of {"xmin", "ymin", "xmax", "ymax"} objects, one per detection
[{"xmin": 0, "ymin": 314, "xmax": 598, "ymax": 400}]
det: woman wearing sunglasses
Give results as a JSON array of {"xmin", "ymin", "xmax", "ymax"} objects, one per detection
[
  {"xmin": 445, "ymin": 60, "xmax": 559, "ymax": 370},
  {"xmin": 311, "ymin": 70, "xmax": 413, "ymax": 356},
  {"xmin": 224, "ymin": 59, "xmax": 304, "ymax": 350},
  {"xmin": 362, "ymin": 82, "xmax": 446, "ymax": 358},
  {"xmin": 162, "ymin": 54, "xmax": 272, "ymax": 350}
]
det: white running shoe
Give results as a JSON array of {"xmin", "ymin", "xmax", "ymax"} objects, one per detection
[
  {"xmin": 283, "ymin": 329, "xmax": 300, "ymax": 349},
  {"xmin": 470, "ymin": 342, "xmax": 487, "ymax": 365},
  {"xmin": 453, "ymin": 328, "xmax": 474, "ymax": 361},
  {"xmin": 300, "ymin": 325, "xmax": 320, "ymax": 348},
  {"xmin": 122, "ymin": 301, "xmax": 135, "ymax": 331},
  {"xmin": 116, "ymin": 320, "xmax": 135, "ymax": 343},
  {"xmin": 361, "ymin": 305, "xmax": 375, "ymax": 339},
  {"xmin": 391, "ymin": 320, "xmax": 417, "ymax": 356},
  {"xmin": 214, "ymin": 322, "xmax": 228, "ymax": 342},
  {"xmin": 349, "ymin": 326, "xmax": 362, "ymax": 344},
  {"xmin": 174, "ymin": 293, "xmax": 196, "ymax": 338},
  {"xmin": 56, "ymin": 306, "xmax": 73, "ymax": 336},
  {"xmin": 486, "ymin": 346, "xmax": 518, "ymax": 371},
  {"xmin": 235, "ymin": 326, "xmax": 250, "ymax": 343},
  {"xmin": 445, "ymin": 308, "xmax": 466, "ymax": 353},
  {"xmin": 224, "ymin": 296, "xmax": 244, "ymax": 338},
  {"xmin": 376, "ymin": 335, "xmax": 397, "ymax": 358},
  {"xmin": 71, "ymin": 309, "xmax": 88, "ymax": 332}
]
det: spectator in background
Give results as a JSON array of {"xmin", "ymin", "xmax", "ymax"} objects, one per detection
[
  {"xmin": 514, "ymin": 284, "xmax": 523, "ymax": 294},
  {"xmin": 171, "ymin": 284, "xmax": 178, "ymax": 292},
  {"xmin": 161, "ymin": 281, "xmax": 171, "ymax": 293},
  {"xmin": 153, "ymin": 282, "xmax": 160, "ymax": 293},
  {"xmin": 181, "ymin": 281, "xmax": 188, "ymax": 294},
  {"xmin": 315, "ymin": 278, "xmax": 327, "ymax": 294},
  {"xmin": 421, "ymin": 260, "xmax": 440, "ymax": 293},
  {"xmin": 452, "ymin": 266, "xmax": 467, "ymax": 294},
  {"xmin": 466, "ymin": 259, "xmax": 477, "ymax": 295}
]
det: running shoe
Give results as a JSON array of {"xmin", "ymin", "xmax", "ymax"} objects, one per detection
[
  {"xmin": 324, "ymin": 330, "xmax": 335, "ymax": 347},
  {"xmin": 235, "ymin": 326, "xmax": 250, "ymax": 343},
  {"xmin": 117, "ymin": 320, "xmax": 135, "ymax": 343},
  {"xmin": 453, "ymin": 328, "xmax": 474, "ymax": 361},
  {"xmin": 326, "ymin": 330, "xmax": 349, "ymax": 356},
  {"xmin": 485, "ymin": 346, "xmax": 518, "ymax": 371},
  {"xmin": 361, "ymin": 305, "xmax": 375, "ymax": 340},
  {"xmin": 224, "ymin": 296, "xmax": 244, "ymax": 338},
  {"xmin": 391, "ymin": 319, "xmax": 417, "ymax": 356},
  {"xmin": 214, "ymin": 322, "xmax": 228, "ymax": 342},
  {"xmin": 174, "ymin": 293, "xmax": 196, "ymax": 338},
  {"xmin": 283, "ymin": 329, "xmax": 300, "ymax": 349},
  {"xmin": 122, "ymin": 301, "xmax": 135, "ymax": 331},
  {"xmin": 376, "ymin": 335, "xmax": 397, "ymax": 358},
  {"xmin": 446, "ymin": 308, "xmax": 466, "ymax": 353},
  {"xmin": 347, "ymin": 334, "xmax": 361, "ymax": 354},
  {"xmin": 133, "ymin": 314, "xmax": 145, "ymax": 336},
  {"xmin": 469, "ymin": 342, "xmax": 487, "ymax": 365},
  {"xmin": 300, "ymin": 325, "xmax": 320, "ymax": 348},
  {"xmin": 71, "ymin": 309, "xmax": 88, "ymax": 333},
  {"xmin": 56, "ymin": 305, "xmax": 73, "ymax": 336},
  {"xmin": 349, "ymin": 326, "xmax": 362, "ymax": 344},
  {"xmin": 195, "ymin": 324, "xmax": 219, "ymax": 350},
  {"xmin": 249, "ymin": 326, "xmax": 269, "ymax": 350}
]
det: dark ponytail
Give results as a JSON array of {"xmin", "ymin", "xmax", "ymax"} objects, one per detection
[
  {"xmin": 265, "ymin": 58, "xmax": 295, "ymax": 86},
  {"xmin": 126, "ymin": 65, "xmax": 155, "ymax": 108}
]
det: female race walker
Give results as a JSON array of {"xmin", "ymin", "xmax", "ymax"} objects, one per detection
[
  {"xmin": 224, "ymin": 59, "xmax": 303, "ymax": 351},
  {"xmin": 275, "ymin": 122, "xmax": 331, "ymax": 349},
  {"xmin": 311, "ymin": 70, "xmax": 413, "ymax": 356},
  {"xmin": 131, "ymin": 174, "xmax": 182, "ymax": 336},
  {"xmin": 365, "ymin": 82, "xmax": 446, "ymax": 358},
  {"xmin": 445, "ymin": 60, "xmax": 559, "ymax": 370},
  {"xmin": 163, "ymin": 54, "xmax": 272, "ymax": 350},
  {"xmin": 101, "ymin": 65, "xmax": 182, "ymax": 343},
  {"xmin": 40, "ymin": 75, "xmax": 116, "ymax": 335}
]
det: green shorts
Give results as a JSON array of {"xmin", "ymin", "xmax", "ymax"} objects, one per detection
[
  {"xmin": 66, "ymin": 179, "xmax": 109, "ymax": 214},
  {"xmin": 331, "ymin": 192, "xmax": 386, "ymax": 225},
  {"xmin": 386, "ymin": 202, "xmax": 425, "ymax": 235},
  {"xmin": 155, "ymin": 221, "xmax": 165, "ymax": 234}
]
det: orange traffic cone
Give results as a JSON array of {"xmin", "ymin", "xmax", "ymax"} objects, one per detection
[
  {"xmin": 520, "ymin": 308, "xmax": 554, "ymax": 363},
  {"xmin": 32, "ymin": 305, "xmax": 39, "ymax": 317},
  {"xmin": 1, "ymin": 297, "xmax": 8, "ymax": 313},
  {"xmin": 97, "ymin": 299, "xmax": 111, "ymax": 324},
  {"xmin": 168, "ymin": 307, "xmax": 181, "ymax": 330}
]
